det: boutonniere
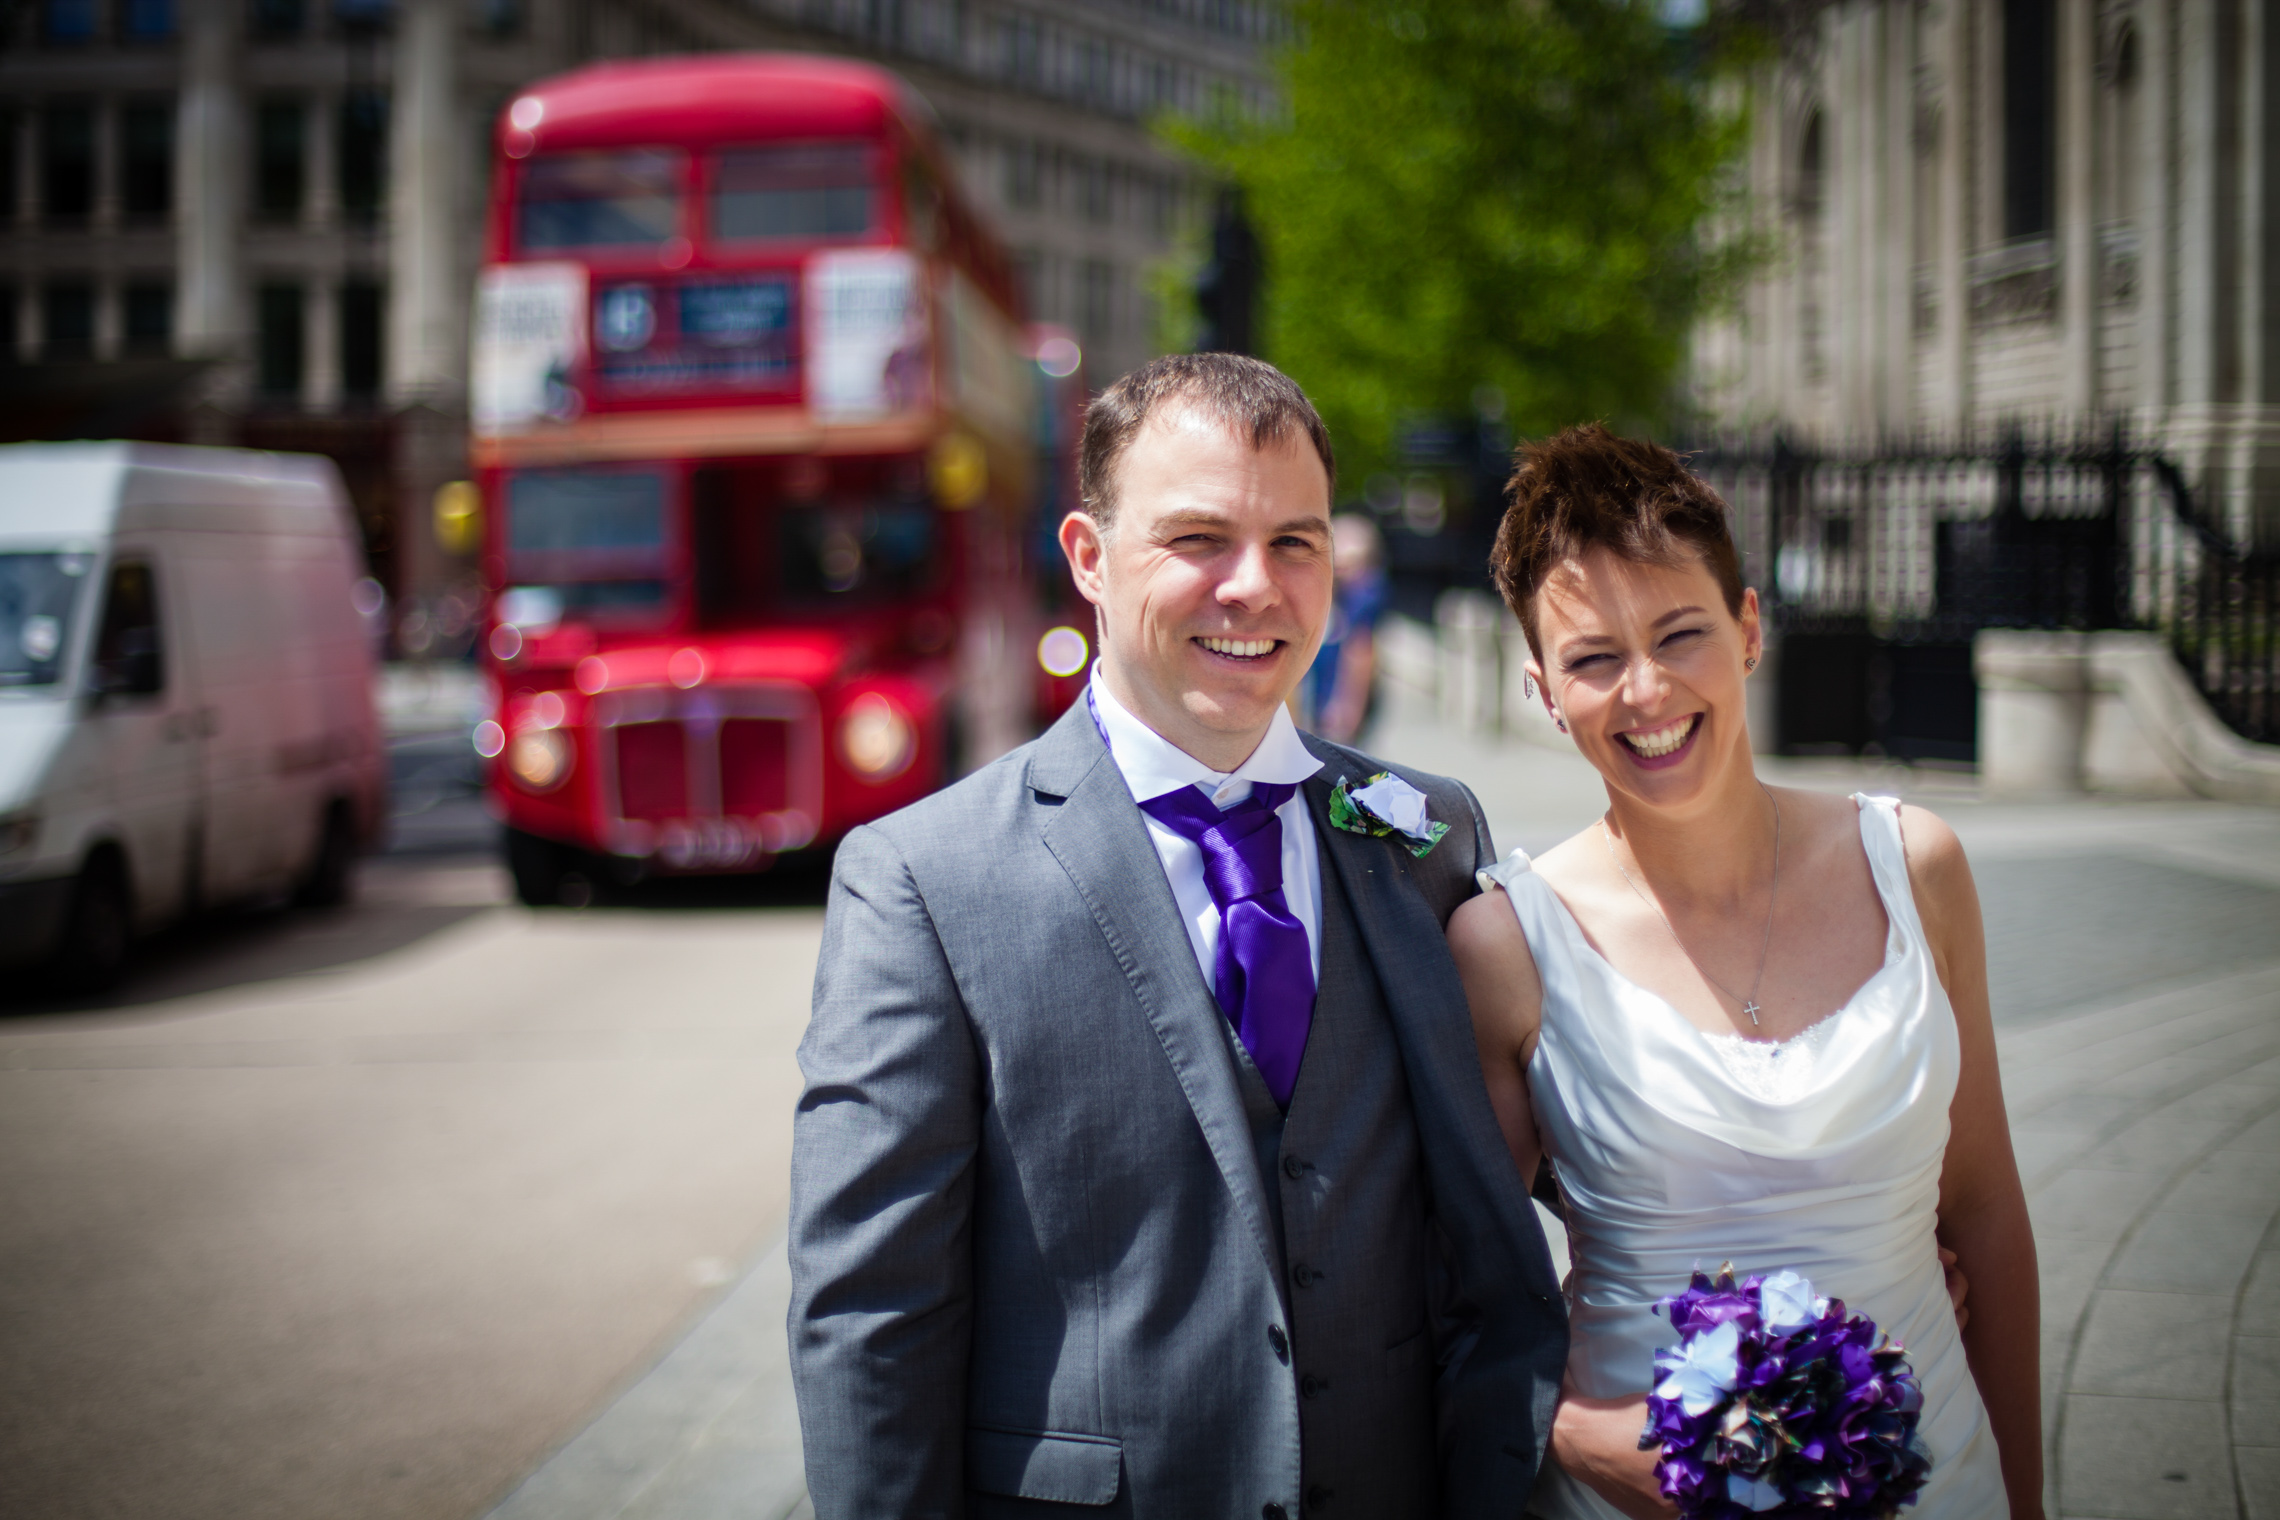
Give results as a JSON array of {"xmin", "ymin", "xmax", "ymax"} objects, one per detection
[{"xmin": 1327, "ymin": 771, "xmax": 1450, "ymax": 858}]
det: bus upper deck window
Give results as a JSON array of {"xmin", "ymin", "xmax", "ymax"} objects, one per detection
[
  {"xmin": 712, "ymin": 142, "xmax": 874, "ymax": 243},
  {"xmin": 518, "ymin": 150, "xmax": 683, "ymax": 252}
]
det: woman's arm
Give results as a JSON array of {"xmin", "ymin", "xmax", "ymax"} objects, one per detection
[
  {"xmin": 1448, "ymin": 886, "xmax": 1545, "ymax": 1183},
  {"xmin": 1902, "ymin": 805, "xmax": 2046, "ymax": 1520},
  {"xmin": 1450, "ymin": 889, "xmax": 1677, "ymax": 1516}
]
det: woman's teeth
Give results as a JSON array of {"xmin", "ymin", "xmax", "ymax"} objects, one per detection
[
  {"xmin": 1620, "ymin": 716, "xmax": 1696, "ymax": 758},
  {"xmin": 1199, "ymin": 637, "xmax": 1276, "ymax": 658}
]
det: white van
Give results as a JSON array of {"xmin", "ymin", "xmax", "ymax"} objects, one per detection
[{"xmin": 0, "ymin": 442, "xmax": 387, "ymax": 990}]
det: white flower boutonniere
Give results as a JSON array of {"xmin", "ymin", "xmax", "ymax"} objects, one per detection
[{"xmin": 1327, "ymin": 771, "xmax": 1450, "ymax": 858}]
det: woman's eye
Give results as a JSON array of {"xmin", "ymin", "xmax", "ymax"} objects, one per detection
[
  {"xmin": 1661, "ymin": 628, "xmax": 1706, "ymax": 649},
  {"xmin": 1566, "ymin": 653, "xmax": 1616, "ymax": 673}
]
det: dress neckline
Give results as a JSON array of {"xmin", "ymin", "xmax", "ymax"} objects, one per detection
[{"xmin": 1533, "ymin": 795, "xmax": 1906, "ymax": 1056}]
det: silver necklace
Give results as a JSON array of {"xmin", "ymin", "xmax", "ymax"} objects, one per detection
[{"xmin": 1598, "ymin": 785, "xmax": 1782, "ymax": 1027}]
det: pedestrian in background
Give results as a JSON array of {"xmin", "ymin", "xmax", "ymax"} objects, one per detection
[{"xmin": 1306, "ymin": 512, "xmax": 1387, "ymax": 744}]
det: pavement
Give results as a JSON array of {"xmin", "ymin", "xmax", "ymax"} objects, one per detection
[{"xmin": 5, "ymin": 666, "xmax": 2276, "ymax": 1519}]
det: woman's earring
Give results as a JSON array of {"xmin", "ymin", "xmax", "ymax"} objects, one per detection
[
  {"xmin": 1745, "ymin": 656, "xmax": 1758, "ymax": 671},
  {"xmin": 1523, "ymin": 673, "xmax": 1537, "ymax": 701},
  {"xmin": 1554, "ymin": 714, "xmax": 1568, "ymax": 733}
]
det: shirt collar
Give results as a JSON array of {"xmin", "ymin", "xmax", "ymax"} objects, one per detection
[{"xmin": 1089, "ymin": 663, "xmax": 1323, "ymax": 806}]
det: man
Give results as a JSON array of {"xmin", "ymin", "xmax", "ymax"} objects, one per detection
[{"xmin": 788, "ymin": 354, "xmax": 1564, "ymax": 1518}]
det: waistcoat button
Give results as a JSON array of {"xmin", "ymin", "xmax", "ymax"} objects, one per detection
[
  {"xmin": 1300, "ymin": 1373, "xmax": 1328, "ymax": 1398},
  {"xmin": 1291, "ymin": 1261, "xmax": 1316, "ymax": 1288},
  {"xmin": 1307, "ymin": 1483, "xmax": 1334, "ymax": 1511},
  {"xmin": 1267, "ymin": 1324, "xmax": 1289, "ymax": 1362},
  {"xmin": 1282, "ymin": 1154, "xmax": 1307, "ymax": 1180},
  {"xmin": 1263, "ymin": 1505, "xmax": 1288, "ymax": 1520}
]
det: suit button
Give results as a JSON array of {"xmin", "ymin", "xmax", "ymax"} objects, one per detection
[
  {"xmin": 1307, "ymin": 1484, "xmax": 1335, "ymax": 1512},
  {"xmin": 1282, "ymin": 1154, "xmax": 1307, "ymax": 1180},
  {"xmin": 1301, "ymin": 1373, "xmax": 1328, "ymax": 1398},
  {"xmin": 1263, "ymin": 1506, "xmax": 1288, "ymax": 1520},
  {"xmin": 1291, "ymin": 1261, "xmax": 1317, "ymax": 1289},
  {"xmin": 1267, "ymin": 1324, "xmax": 1289, "ymax": 1363}
]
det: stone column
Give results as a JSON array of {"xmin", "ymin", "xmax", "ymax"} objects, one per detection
[
  {"xmin": 92, "ymin": 96, "xmax": 118, "ymax": 232},
  {"xmin": 1882, "ymin": 5, "xmax": 1914, "ymax": 434},
  {"xmin": 387, "ymin": 0, "xmax": 469, "ymax": 642},
  {"xmin": 1934, "ymin": 0, "xmax": 1972, "ymax": 433},
  {"xmin": 2233, "ymin": 0, "xmax": 2280, "ymax": 544},
  {"xmin": 175, "ymin": 0, "xmax": 244, "ymax": 370},
  {"xmin": 387, "ymin": 0, "xmax": 463, "ymax": 409},
  {"xmin": 2136, "ymin": 0, "xmax": 2174, "ymax": 424},
  {"xmin": 305, "ymin": 279, "xmax": 340, "ymax": 411},
  {"xmin": 2057, "ymin": 0, "xmax": 2098, "ymax": 419},
  {"xmin": 2171, "ymin": 0, "xmax": 2234, "ymax": 524},
  {"xmin": 305, "ymin": 92, "xmax": 337, "ymax": 230}
]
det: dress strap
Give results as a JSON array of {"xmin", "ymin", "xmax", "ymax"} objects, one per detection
[
  {"xmin": 1475, "ymin": 844, "xmax": 1533, "ymax": 898},
  {"xmin": 1850, "ymin": 793, "xmax": 1930, "ymax": 947}
]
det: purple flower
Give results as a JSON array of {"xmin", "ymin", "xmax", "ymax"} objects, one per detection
[{"xmin": 1638, "ymin": 1264, "xmax": 1932, "ymax": 1519}]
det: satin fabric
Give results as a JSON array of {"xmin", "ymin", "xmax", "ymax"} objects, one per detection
[
  {"xmin": 1137, "ymin": 781, "xmax": 1316, "ymax": 1106},
  {"xmin": 1484, "ymin": 795, "xmax": 2007, "ymax": 1519}
]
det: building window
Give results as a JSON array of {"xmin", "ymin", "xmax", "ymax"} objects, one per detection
[
  {"xmin": 478, "ymin": 0, "xmax": 521, "ymax": 36},
  {"xmin": 42, "ymin": 0, "xmax": 98, "ymax": 43},
  {"xmin": 2002, "ymin": 0, "xmax": 2057, "ymax": 240},
  {"xmin": 255, "ymin": 99, "xmax": 307, "ymax": 221},
  {"xmin": 341, "ymin": 280, "xmax": 382, "ymax": 399},
  {"xmin": 339, "ymin": 93, "xmax": 387, "ymax": 225},
  {"xmin": 257, "ymin": 283, "xmax": 304, "ymax": 398},
  {"xmin": 43, "ymin": 282, "xmax": 94, "ymax": 358},
  {"xmin": 40, "ymin": 101, "xmax": 95, "ymax": 225},
  {"xmin": 120, "ymin": 0, "xmax": 174, "ymax": 40},
  {"xmin": 0, "ymin": 286, "xmax": 16, "ymax": 357},
  {"xmin": 1005, "ymin": 139, "xmax": 1040, "ymax": 209},
  {"xmin": 1794, "ymin": 107, "xmax": 1827, "ymax": 384},
  {"xmin": 250, "ymin": 0, "xmax": 304, "ymax": 38},
  {"xmin": 0, "ymin": 110, "xmax": 17, "ymax": 222},
  {"xmin": 123, "ymin": 281, "xmax": 171, "ymax": 353},
  {"xmin": 1080, "ymin": 259, "xmax": 1114, "ymax": 344},
  {"xmin": 121, "ymin": 100, "xmax": 172, "ymax": 222}
]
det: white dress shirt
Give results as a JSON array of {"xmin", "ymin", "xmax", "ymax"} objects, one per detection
[{"xmin": 1089, "ymin": 665, "xmax": 1325, "ymax": 989}]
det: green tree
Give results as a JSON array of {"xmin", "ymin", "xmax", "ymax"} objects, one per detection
[{"xmin": 1170, "ymin": 0, "xmax": 1750, "ymax": 478}]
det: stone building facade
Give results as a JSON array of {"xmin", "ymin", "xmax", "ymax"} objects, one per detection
[
  {"xmin": 1693, "ymin": 0, "xmax": 2280, "ymax": 544},
  {"xmin": 0, "ymin": 0, "xmax": 1272, "ymax": 633}
]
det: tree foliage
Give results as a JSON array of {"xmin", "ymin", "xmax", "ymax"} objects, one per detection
[{"xmin": 1169, "ymin": 0, "xmax": 1751, "ymax": 479}]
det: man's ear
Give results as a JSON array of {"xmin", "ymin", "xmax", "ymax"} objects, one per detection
[{"xmin": 1059, "ymin": 511, "xmax": 1110, "ymax": 608}]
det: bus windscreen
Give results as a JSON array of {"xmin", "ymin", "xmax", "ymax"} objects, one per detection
[
  {"xmin": 711, "ymin": 143, "xmax": 874, "ymax": 242},
  {"xmin": 519, "ymin": 150, "xmax": 683, "ymax": 251}
]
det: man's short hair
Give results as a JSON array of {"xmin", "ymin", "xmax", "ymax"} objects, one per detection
[
  {"xmin": 1489, "ymin": 424, "xmax": 1746, "ymax": 661},
  {"xmin": 1079, "ymin": 353, "xmax": 1336, "ymax": 530}
]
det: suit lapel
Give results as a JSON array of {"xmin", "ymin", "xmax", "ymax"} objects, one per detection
[
  {"xmin": 1302, "ymin": 756, "xmax": 1558, "ymax": 1289},
  {"xmin": 1036, "ymin": 710, "xmax": 1284, "ymax": 1286}
]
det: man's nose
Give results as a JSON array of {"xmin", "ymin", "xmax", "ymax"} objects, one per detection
[{"xmin": 1216, "ymin": 541, "xmax": 1281, "ymax": 608}]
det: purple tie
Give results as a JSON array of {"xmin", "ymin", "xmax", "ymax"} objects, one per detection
[{"xmin": 1136, "ymin": 782, "xmax": 1317, "ymax": 1109}]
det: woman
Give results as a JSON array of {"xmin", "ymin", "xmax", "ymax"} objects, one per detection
[{"xmin": 1449, "ymin": 427, "xmax": 2041, "ymax": 1519}]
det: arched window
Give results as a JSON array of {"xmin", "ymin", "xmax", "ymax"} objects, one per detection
[{"xmin": 1795, "ymin": 107, "xmax": 1827, "ymax": 383}]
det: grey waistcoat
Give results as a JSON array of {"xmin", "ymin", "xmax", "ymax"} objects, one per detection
[{"xmin": 1226, "ymin": 841, "xmax": 1438, "ymax": 1519}]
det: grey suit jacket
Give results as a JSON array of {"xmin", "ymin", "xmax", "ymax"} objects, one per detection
[{"xmin": 788, "ymin": 700, "xmax": 1565, "ymax": 1518}]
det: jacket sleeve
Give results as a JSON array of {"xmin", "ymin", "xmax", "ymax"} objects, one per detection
[{"xmin": 788, "ymin": 823, "xmax": 979, "ymax": 1520}]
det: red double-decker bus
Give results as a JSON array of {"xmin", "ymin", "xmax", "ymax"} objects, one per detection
[{"xmin": 469, "ymin": 54, "xmax": 1081, "ymax": 904}]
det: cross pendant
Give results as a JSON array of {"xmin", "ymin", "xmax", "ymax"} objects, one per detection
[{"xmin": 1741, "ymin": 999, "xmax": 1761, "ymax": 1026}]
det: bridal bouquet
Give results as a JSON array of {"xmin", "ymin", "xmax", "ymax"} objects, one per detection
[{"xmin": 1640, "ymin": 1264, "xmax": 1930, "ymax": 1518}]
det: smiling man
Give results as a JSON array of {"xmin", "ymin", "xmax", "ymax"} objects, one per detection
[{"xmin": 788, "ymin": 353, "xmax": 1565, "ymax": 1519}]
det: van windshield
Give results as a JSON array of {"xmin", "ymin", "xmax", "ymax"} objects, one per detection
[{"xmin": 0, "ymin": 552, "xmax": 96, "ymax": 690}]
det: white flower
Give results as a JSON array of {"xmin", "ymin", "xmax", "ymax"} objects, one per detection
[
  {"xmin": 1726, "ymin": 1472, "xmax": 1787, "ymax": 1511},
  {"xmin": 1758, "ymin": 1269, "xmax": 1822, "ymax": 1333},
  {"xmin": 1655, "ymin": 1319, "xmax": 1741, "ymax": 1417},
  {"xmin": 1350, "ymin": 773, "xmax": 1430, "ymax": 837}
]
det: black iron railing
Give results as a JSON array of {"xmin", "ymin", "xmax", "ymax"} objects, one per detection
[{"xmin": 1684, "ymin": 433, "xmax": 2279, "ymax": 753}]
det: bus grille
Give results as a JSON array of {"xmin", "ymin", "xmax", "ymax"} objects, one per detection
[{"xmin": 593, "ymin": 682, "xmax": 821, "ymax": 868}]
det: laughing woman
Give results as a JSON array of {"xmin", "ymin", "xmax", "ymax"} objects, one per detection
[{"xmin": 1450, "ymin": 427, "xmax": 2041, "ymax": 1519}]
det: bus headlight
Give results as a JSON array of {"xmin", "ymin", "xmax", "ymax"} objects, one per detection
[
  {"xmin": 840, "ymin": 693, "xmax": 914, "ymax": 780},
  {"xmin": 506, "ymin": 726, "xmax": 573, "ymax": 792}
]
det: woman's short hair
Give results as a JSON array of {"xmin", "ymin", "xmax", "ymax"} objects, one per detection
[{"xmin": 1489, "ymin": 424, "xmax": 1745, "ymax": 660}]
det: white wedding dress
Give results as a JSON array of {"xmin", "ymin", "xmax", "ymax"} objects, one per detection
[{"xmin": 1481, "ymin": 794, "xmax": 2009, "ymax": 1519}]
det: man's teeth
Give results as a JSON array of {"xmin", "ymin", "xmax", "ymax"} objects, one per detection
[
  {"xmin": 1622, "ymin": 717, "xmax": 1695, "ymax": 757},
  {"xmin": 1200, "ymin": 637, "xmax": 1276, "ymax": 658}
]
